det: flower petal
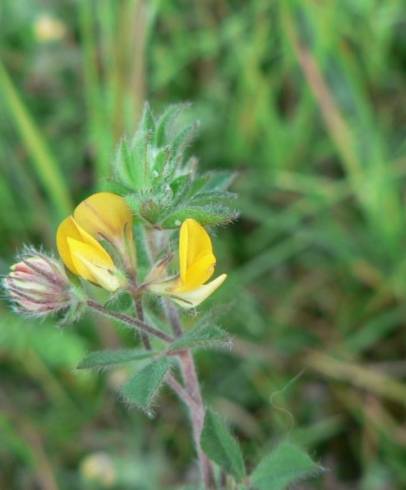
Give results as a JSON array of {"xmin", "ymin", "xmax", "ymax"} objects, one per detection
[
  {"xmin": 170, "ymin": 273, "xmax": 227, "ymax": 309},
  {"xmin": 179, "ymin": 218, "xmax": 214, "ymax": 284},
  {"xmin": 56, "ymin": 216, "xmax": 83, "ymax": 274},
  {"xmin": 67, "ymin": 237, "xmax": 120, "ymax": 291},
  {"xmin": 57, "ymin": 216, "xmax": 116, "ymax": 275},
  {"xmin": 175, "ymin": 253, "xmax": 216, "ymax": 292},
  {"xmin": 73, "ymin": 192, "xmax": 133, "ymax": 243}
]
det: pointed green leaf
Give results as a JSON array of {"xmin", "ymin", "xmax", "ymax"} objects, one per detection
[
  {"xmin": 201, "ymin": 171, "xmax": 237, "ymax": 191},
  {"xmin": 154, "ymin": 104, "xmax": 184, "ymax": 146},
  {"xmin": 77, "ymin": 349, "xmax": 157, "ymax": 370},
  {"xmin": 190, "ymin": 191, "xmax": 237, "ymax": 206},
  {"xmin": 250, "ymin": 441, "xmax": 323, "ymax": 490},
  {"xmin": 139, "ymin": 102, "xmax": 156, "ymax": 133},
  {"xmin": 171, "ymin": 121, "xmax": 199, "ymax": 156},
  {"xmin": 151, "ymin": 146, "xmax": 171, "ymax": 177},
  {"xmin": 169, "ymin": 323, "xmax": 231, "ymax": 352},
  {"xmin": 170, "ymin": 174, "xmax": 192, "ymax": 197},
  {"xmin": 201, "ymin": 408, "xmax": 245, "ymax": 481},
  {"xmin": 160, "ymin": 205, "xmax": 238, "ymax": 228},
  {"xmin": 120, "ymin": 358, "xmax": 172, "ymax": 412}
]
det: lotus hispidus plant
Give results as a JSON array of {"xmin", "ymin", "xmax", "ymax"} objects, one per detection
[{"xmin": 3, "ymin": 105, "xmax": 322, "ymax": 489}]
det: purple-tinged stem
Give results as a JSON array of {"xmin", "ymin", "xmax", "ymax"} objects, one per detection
[
  {"xmin": 163, "ymin": 301, "xmax": 215, "ymax": 489},
  {"xmin": 86, "ymin": 299, "xmax": 174, "ymax": 343}
]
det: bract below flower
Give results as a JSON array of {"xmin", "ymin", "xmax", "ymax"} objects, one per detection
[{"xmin": 149, "ymin": 218, "xmax": 226, "ymax": 308}]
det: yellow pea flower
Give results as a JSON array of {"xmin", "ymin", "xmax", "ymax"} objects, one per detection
[
  {"xmin": 56, "ymin": 193, "xmax": 133, "ymax": 292},
  {"xmin": 72, "ymin": 193, "xmax": 132, "ymax": 247},
  {"xmin": 149, "ymin": 219, "xmax": 227, "ymax": 308}
]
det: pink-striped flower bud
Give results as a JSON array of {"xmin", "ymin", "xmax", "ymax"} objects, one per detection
[{"xmin": 3, "ymin": 250, "xmax": 75, "ymax": 317}]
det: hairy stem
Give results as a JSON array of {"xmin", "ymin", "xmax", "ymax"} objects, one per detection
[
  {"xmin": 126, "ymin": 267, "xmax": 151, "ymax": 350},
  {"xmin": 166, "ymin": 374, "xmax": 197, "ymax": 408},
  {"xmin": 86, "ymin": 299, "xmax": 174, "ymax": 343},
  {"xmin": 139, "ymin": 232, "xmax": 215, "ymax": 487},
  {"xmin": 163, "ymin": 298, "xmax": 183, "ymax": 337},
  {"xmin": 134, "ymin": 295, "xmax": 151, "ymax": 349},
  {"xmin": 164, "ymin": 303, "xmax": 215, "ymax": 489}
]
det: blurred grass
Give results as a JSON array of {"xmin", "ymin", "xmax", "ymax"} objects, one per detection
[{"xmin": 0, "ymin": 0, "xmax": 406, "ymax": 488}]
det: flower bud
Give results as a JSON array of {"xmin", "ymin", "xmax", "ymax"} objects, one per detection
[{"xmin": 3, "ymin": 250, "xmax": 75, "ymax": 317}]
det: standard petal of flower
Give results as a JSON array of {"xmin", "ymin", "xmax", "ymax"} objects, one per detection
[
  {"xmin": 67, "ymin": 238, "xmax": 120, "ymax": 291},
  {"xmin": 179, "ymin": 218, "xmax": 214, "ymax": 283},
  {"xmin": 170, "ymin": 273, "xmax": 227, "ymax": 309},
  {"xmin": 73, "ymin": 192, "xmax": 133, "ymax": 242}
]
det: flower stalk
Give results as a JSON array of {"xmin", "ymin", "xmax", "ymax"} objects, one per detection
[{"xmin": 86, "ymin": 299, "xmax": 174, "ymax": 343}]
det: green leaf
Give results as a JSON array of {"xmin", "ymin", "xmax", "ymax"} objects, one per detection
[
  {"xmin": 160, "ymin": 205, "xmax": 238, "ymax": 228},
  {"xmin": 77, "ymin": 349, "xmax": 157, "ymax": 370},
  {"xmin": 170, "ymin": 174, "xmax": 192, "ymax": 197},
  {"xmin": 190, "ymin": 191, "xmax": 237, "ymax": 206},
  {"xmin": 154, "ymin": 104, "xmax": 184, "ymax": 147},
  {"xmin": 201, "ymin": 408, "xmax": 245, "ymax": 481},
  {"xmin": 201, "ymin": 171, "xmax": 237, "ymax": 191},
  {"xmin": 139, "ymin": 102, "xmax": 156, "ymax": 133},
  {"xmin": 171, "ymin": 121, "xmax": 199, "ymax": 157},
  {"xmin": 250, "ymin": 440, "xmax": 323, "ymax": 490},
  {"xmin": 169, "ymin": 322, "xmax": 231, "ymax": 352},
  {"xmin": 120, "ymin": 358, "xmax": 172, "ymax": 412}
]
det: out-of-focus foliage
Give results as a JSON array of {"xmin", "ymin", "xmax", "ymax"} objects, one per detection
[{"xmin": 0, "ymin": 0, "xmax": 405, "ymax": 488}]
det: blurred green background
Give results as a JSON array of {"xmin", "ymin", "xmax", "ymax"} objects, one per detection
[{"xmin": 1, "ymin": 0, "xmax": 406, "ymax": 488}]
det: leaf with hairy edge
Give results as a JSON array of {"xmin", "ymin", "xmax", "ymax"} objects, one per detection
[
  {"xmin": 160, "ymin": 205, "xmax": 238, "ymax": 228},
  {"xmin": 201, "ymin": 409, "xmax": 245, "ymax": 481},
  {"xmin": 202, "ymin": 171, "xmax": 237, "ymax": 191},
  {"xmin": 77, "ymin": 349, "xmax": 157, "ymax": 369},
  {"xmin": 250, "ymin": 440, "xmax": 323, "ymax": 490},
  {"xmin": 120, "ymin": 358, "xmax": 172, "ymax": 412},
  {"xmin": 169, "ymin": 323, "xmax": 231, "ymax": 352}
]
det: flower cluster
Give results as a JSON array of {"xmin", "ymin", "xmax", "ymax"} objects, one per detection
[{"xmin": 3, "ymin": 192, "xmax": 227, "ymax": 316}]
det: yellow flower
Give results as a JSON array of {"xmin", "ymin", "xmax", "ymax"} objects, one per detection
[
  {"xmin": 56, "ymin": 193, "xmax": 133, "ymax": 292},
  {"xmin": 73, "ymin": 192, "xmax": 135, "ymax": 267},
  {"xmin": 149, "ymin": 219, "xmax": 227, "ymax": 308}
]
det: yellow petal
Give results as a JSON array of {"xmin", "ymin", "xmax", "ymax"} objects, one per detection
[
  {"xmin": 56, "ymin": 216, "xmax": 83, "ymax": 274},
  {"xmin": 73, "ymin": 192, "xmax": 133, "ymax": 243},
  {"xmin": 57, "ymin": 216, "xmax": 116, "ymax": 274},
  {"xmin": 67, "ymin": 237, "xmax": 120, "ymax": 291},
  {"xmin": 174, "ymin": 253, "xmax": 216, "ymax": 292},
  {"xmin": 171, "ymin": 274, "xmax": 227, "ymax": 309},
  {"xmin": 179, "ymin": 219, "xmax": 215, "ymax": 288}
]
